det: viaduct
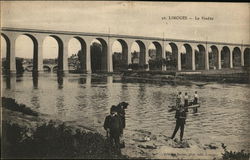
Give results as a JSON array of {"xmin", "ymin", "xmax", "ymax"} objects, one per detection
[{"xmin": 1, "ymin": 27, "xmax": 250, "ymax": 73}]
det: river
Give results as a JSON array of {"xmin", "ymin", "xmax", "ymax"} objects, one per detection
[{"xmin": 2, "ymin": 73, "xmax": 250, "ymax": 152}]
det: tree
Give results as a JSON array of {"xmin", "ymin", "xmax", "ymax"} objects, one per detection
[
  {"xmin": 77, "ymin": 50, "xmax": 85, "ymax": 71},
  {"xmin": 131, "ymin": 51, "xmax": 139, "ymax": 64},
  {"xmin": 165, "ymin": 51, "xmax": 177, "ymax": 69},
  {"xmin": 2, "ymin": 58, "xmax": 9, "ymax": 74},
  {"xmin": 148, "ymin": 57, "xmax": 164, "ymax": 70},
  {"xmin": 2, "ymin": 58, "xmax": 24, "ymax": 74},
  {"xmin": 16, "ymin": 58, "xmax": 25, "ymax": 74},
  {"xmin": 91, "ymin": 42, "xmax": 102, "ymax": 72},
  {"xmin": 112, "ymin": 52, "xmax": 123, "ymax": 71}
]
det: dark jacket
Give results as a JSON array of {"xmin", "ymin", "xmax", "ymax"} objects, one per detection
[
  {"xmin": 175, "ymin": 108, "xmax": 187, "ymax": 119},
  {"xmin": 104, "ymin": 114, "xmax": 123, "ymax": 136},
  {"xmin": 116, "ymin": 105, "xmax": 126, "ymax": 129}
]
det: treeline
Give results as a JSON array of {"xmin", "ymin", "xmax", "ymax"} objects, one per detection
[{"xmin": 2, "ymin": 58, "xmax": 24, "ymax": 74}]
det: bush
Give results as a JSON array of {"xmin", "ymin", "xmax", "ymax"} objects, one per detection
[
  {"xmin": 222, "ymin": 143, "xmax": 250, "ymax": 160},
  {"xmin": 128, "ymin": 64, "xmax": 148, "ymax": 70},
  {"xmin": 2, "ymin": 97, "xmax": 38, "ymax": 116},
  {"xmin": 2, "ymin": 121, "xmax": 126, "ymax": 159}
]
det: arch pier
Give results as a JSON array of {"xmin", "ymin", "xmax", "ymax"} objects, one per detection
[{"xmin": 1, "ymin": 27, "xmax": 249, "ymax": 74}]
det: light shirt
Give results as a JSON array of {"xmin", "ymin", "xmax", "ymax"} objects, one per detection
[
  {"xmin": 194, "ymin": 93, "xmax": 198, "ymax": 98},
  {"xmin": 179, "ymin": 94, "xmax": 184, "ymax": 105},
  {"xmin": 184, "ymin": 95, "xmax": 188, "ymax": 100}
]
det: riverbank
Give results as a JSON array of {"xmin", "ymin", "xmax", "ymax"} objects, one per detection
[
  {"xmin": 3, "ymin": 97, "xmax": 249, "ymax": 159},
  {"xmin": 3, "ymin": 67, "xmax": 249, "ymax": 85},
  {"xmin": 120, "ymin": 67, "xmax": 249, "ymax": 84},
  {"xmin": 1, "ymin": 97, "xmax": 127, "ymax": 159}
]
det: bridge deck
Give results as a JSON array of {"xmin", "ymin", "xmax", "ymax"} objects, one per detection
[{"xmin": 1, "ymin": 27, "xmax": 249, "ymax": 47}]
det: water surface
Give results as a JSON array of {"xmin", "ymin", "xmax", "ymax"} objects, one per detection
[{"xmin": 2, "ymin": 73, "xmax": 250, "ymax": 152}]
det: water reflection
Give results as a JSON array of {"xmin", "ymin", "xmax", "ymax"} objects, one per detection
[
  {"xmin": 78, "ymin": 77, "xmax": 86, "ymax": 84},
  {"xmin": 31, "ymin": 93, "xmax": 40, "ymax": 110},
  {"xmin": 57, "ymin": 75, "xmax": 64, "ymax": 89},
  {"xmin": 138, "ymin": 83, "xmax": 146, "ymax": 102},
  {"xmin": 107, "ymin": 76, "xmax": 113, "ymax": 84},
  {"xmin": 32, "ymin": 75, "xmax": 38, "ymax": 89},
  {"xmin": 91, "ymin": 77, "xmax": 106, "ymax": 84},
  {"xmin": 77, "ymin": 75, "xmax": 113, "ymax": 86},
  {"xmin": 56, "ymin": 95, "xmax": 65, "ymax": 118},
  {"xmin": 1, "ymin": 73, "xmax": 250, "ymax": 152},
  {"xmin": 86, "ymin": 75, "xmax": 91, "ymax": 86},
  {"xmin": 78, "ymin": 75, "xmax": 92, "ymax": 86},
  {"xmin": 5, "ymin": 75, "xmax": 16, "ymax": 90}
]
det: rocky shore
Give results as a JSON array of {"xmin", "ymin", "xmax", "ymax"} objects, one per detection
[{"xmin": 122, "ymin": 130, "xmax": 224, "ymax": 159}]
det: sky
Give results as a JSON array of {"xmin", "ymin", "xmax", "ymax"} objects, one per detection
[{"xmin": 1, "ymin": 1, "xmax": 249, "ymax": 58}]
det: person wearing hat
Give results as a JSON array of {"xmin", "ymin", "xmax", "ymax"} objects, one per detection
[
  {"xmin": 116, "ymin": 102, "xmax": 129, "ymax": 131},
  {"xmin": 176, "ymin": 92, "xmax": 184, "ymax": 109},
  {"xmin": 184, "ymin": 92, "xmax": 189, "ymax": 112},
  {"xmin": 192, "ymin": 91, "xmax": 199, "ymax": 113},
  {"xmin": 193, "ymin": 91, "xmax": 199, "ymax": 104},
  {"xmin": 104, "ymin": 105, "xmax": 123, "ymax": 153}
]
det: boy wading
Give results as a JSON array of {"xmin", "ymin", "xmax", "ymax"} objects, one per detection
[{"xmin": 171, "ymin": 105, "xmax": 187, "ymax": 141}]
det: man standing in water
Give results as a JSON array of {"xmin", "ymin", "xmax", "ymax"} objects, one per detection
[
  {"xmin": 184, "ymin": 92, "xmax": 189, "ymax": 112},
  {"xmin": 171, "ymin": 104, "xmax": 187, "ymax": 141},
  {"xmin": 193, "ymin": 91, "xmax": 199, "ymax": 104},
  {"xmin": 193, "ymin": 91, "xmax": 199, "ymax": 113},
  {"xmin": 176, "ymin": 92, "xmax": 183, "ymax": 108}
]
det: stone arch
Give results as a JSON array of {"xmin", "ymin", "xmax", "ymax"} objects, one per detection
[
  {"xmin": 90, "ymin": 38, "xmax": 108, "ymax": 72},
  {"xmin": 148, "ymin": 41, "xmax": 162, "ymax": 70},
  {"xmin": 22, "ymin": 34, "xmax": 39, "ymax": 72},
  {"xmin": 48, "ymin": 35, "xmax": 64, "ymax": 72},
  {"xmin": 232, "ymin": 47, "xmax": 241, "ymax": 68},
  {"xmin": 221, "ymin": 46, "xmax": 230, "ymax": 68},
  {"xmin": 112, "ymin": 39, "xmax": 128, "ymax": 71},
  {"xmin": 68, "ymin": 37, "xmax": 87, "ymax": 73},
  {"xmin": 1, "ymin": 33, "xmax": 11, "ymax": 71},
  {"xmin": 209, "ymin": 45, "xmax": 219, "ymax": 70},
  {"xmin": 244, "ymin": 48, "xmax": 250, "ymax": 67},
  {"xmin": 165, "ymin": 42, "xmax": 178, "ymax": 70},
  {"xmin": 117, "ymin": 39, "xmax": 128, "ymax": 62},
  {"xmin": 195, "ymin": 44, "xmax": 206, "ymax": 70},
  {"xmin": 43, "ymin": 65, "xmax": 51, "ymax": 72},
  {"xmin": 152, "ymin": 41, "xmax": 162, "ymax": 59},
  {"xmin": 53, "ymin": 65, "xmax": 58, "ymax": 72},
  {"xmin": 180, "ymin": 43, "xmax": 193, "ymax": 70},
  {"xmin": 135, "ymin": 40, "xmax": 146, "ymax": 67},
  {"xmin": 25, "ymin": 65, "xmax": 33, "ymax": 72},
  {"xmin": 13, "ymin": 34, "xmax": 40, "ymax": 73}
]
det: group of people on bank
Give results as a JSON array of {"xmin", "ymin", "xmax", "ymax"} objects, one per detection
[
  {"xmin": 103, "ymin": 102, "xmax": 129, "ymax": 153},
  {"xmin": 103, "ymin": 91, "xmax": 199, "ymax": 153}
]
